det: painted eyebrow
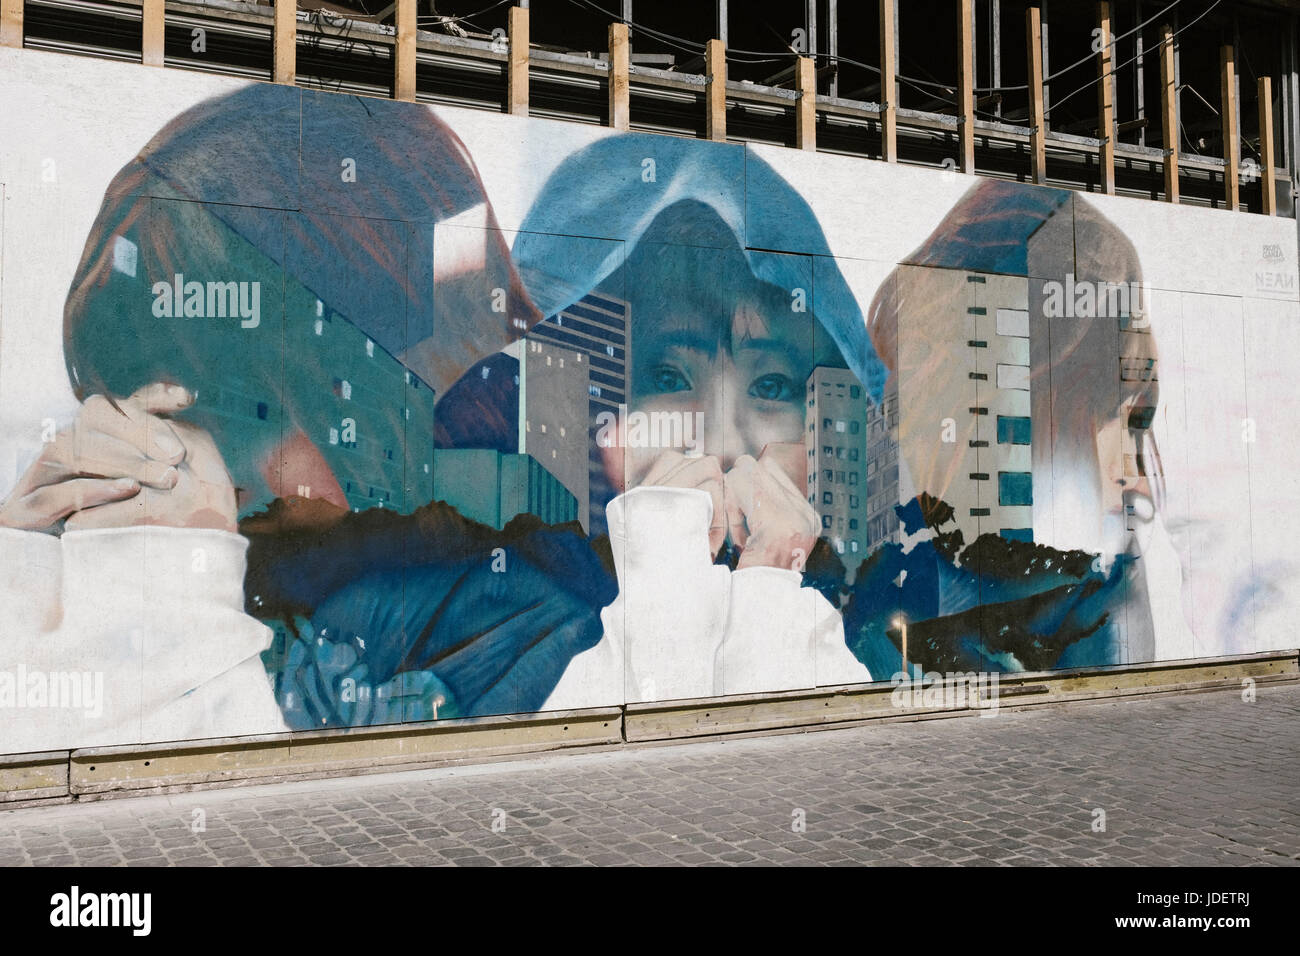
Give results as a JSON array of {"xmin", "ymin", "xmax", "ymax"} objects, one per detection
[
  {"xmin": 637, "ymin": 330, "xmax": 722, "ymax": 357},
  {"xmin": 733, "ymin": 337, "xmax": 803, "ymax": 364}
]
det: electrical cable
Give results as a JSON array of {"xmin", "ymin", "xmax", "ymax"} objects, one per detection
[
  {"xmin": 1042, "ymin": 0, "xmax": 1185, "ymax": 83},
  {"xmin": 1045, "ymin": 0, "xmax": 1223, "ymax": 120},
  {"xmin": 560, "ymin": 0, "xmax": 1193, "ymax": 99},
  {"xmin": 417, "ymin": 0, "xmax": 514, "ymax": 25},
  {"xmin": 555, "ymin": 0, "xmax": 1226, "ymax": 136}
]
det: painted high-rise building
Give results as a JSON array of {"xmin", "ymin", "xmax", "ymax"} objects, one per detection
[
  {"xmin": 526, "ymin": 291, "xmax": 630, "ymax": 535},
  {"xmin": 272, "ymin": 295, "xmax": 438, "ymax": 516},
  {"xmin": 433, "ymin": 448, "xmax": 578, "ymax": 530},
  {"xmin": 805, "ymin": 366, "xmax": 871, "ymax": 560},
  {"xmin": 516, "ymin": 337, "xmax": 591, "ymax": 531},
  {"xmin": 896, "ymin": 271, "xmax": 1034, "ymax": 549},
  {"xmin": 969, "ymin": 275, "xmax": 1034, "ymax": 546},
  {"xmin": 864, "ymin": 380, "xmax": 902, "ymax": 551}
]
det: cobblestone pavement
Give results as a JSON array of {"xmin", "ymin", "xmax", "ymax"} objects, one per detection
[{"xmin": 3, "ymin": 684, "xmax": 1298, "ymax": 866}]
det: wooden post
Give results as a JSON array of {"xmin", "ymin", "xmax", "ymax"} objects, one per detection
[
  {"xmin": 958, "ymin": 0, "xmax": 975, "ymax": 173},
  {"xmin": 394, "ymin": 0, "xmax": 416, "ymax": 102},
  {"xmin": 1258, "ymin": 75, "xmax": 1277, "ymax": 215},
  {"xmin": 879, "ymin": 0, "xmax": 897, "ymax": 162},
  {"xmin": 142, "ymin": 0, "xmax": 164, "ymax": 67},
  {"xmin": 1160, "ymin": 24, "xmax": 1179, "ymax": 203},
  {"xmin": 1221, "ymin": 45, "xmax": 1239, "ymax": 210},
  {"xmin": 1097, "ymin": 1, "xmax": 1115, "ymax": 194},
  {"xmin": 705, "ymin": 38, "xmax": 726, "ymax": 141},
  {"xmin": 1027, "ymin": 5, "xmax": 1046, "ymax": 184},
  {"xmin": 608, "ymin": 22, "xmax": 630, "ymax": 131},
  {"xmin": 0, "ymin": 0, "xmax": 22, "ymax": 48},
  {"xmin": 507, "ymin": 4, "xmax": 528, "ymax": 116},
  {"xmin": 273, "ymin": 0, "xmax": 296, "ymax": 85},
  {"xmin": 795, "ymin": 55, "xmax": 816, "ymax": 151}
]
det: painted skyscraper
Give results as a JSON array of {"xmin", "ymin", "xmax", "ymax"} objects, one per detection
[{"xmin": 526, "ymin": 290, "xmax": 630, "ymax": 535}]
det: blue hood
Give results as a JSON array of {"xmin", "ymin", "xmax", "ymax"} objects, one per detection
[{"xmin": 510, "ymin": 134, "xmax": 890, "ymax": 404}]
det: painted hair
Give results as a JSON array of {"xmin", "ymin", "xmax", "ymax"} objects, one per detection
[
  {"xmin": 62, "ymin": 83, "xmax": 540, "ymax": 513},
  {"xmin": 866, "ymin": 178, "xmax": 1164, "ymax": 536}
]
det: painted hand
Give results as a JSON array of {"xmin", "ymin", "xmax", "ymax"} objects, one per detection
[
  {"xmin": 638, "ymin": 450, "xmax": 744, "ymax": 557},
  {"xmin": 0, "ymin": 383, "xmax": 237, "ymax": 534},
  {"xmin": 724, "ymin": 443, "xmax": 818, "ymax": 572}
]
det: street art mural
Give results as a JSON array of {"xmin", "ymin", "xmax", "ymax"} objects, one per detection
[{"xmin": 1, "ymin": 47, "xmax": 1298, "ymax": 753}]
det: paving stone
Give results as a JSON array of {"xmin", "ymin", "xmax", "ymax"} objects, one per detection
[{"xmin": 4, "ymin": 685, "xmax": 1299, "ymax": 866}]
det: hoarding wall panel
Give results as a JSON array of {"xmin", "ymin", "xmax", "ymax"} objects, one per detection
[{"xmin": 1, "ymin": 46, "xmax": 1296, "ymax": 755}]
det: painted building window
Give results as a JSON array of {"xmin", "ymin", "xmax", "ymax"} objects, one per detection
[
  {"xmin": 997, "ymin": 415, "xmax": 1032, "ymax": 445},
  {"xmin": 998, "ymin": 472, "xmax": 1033, "ymax": 507},
  {"xmin": 1128, "ymin": 405, "xmax": 1156, "ymax": 430}
]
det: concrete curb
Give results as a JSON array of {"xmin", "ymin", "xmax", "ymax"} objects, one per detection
[{"xmin": 2, "ymin": 650, "xmax": 1295, "ymax": 807}]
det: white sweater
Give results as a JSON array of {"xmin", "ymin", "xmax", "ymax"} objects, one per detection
[
  {"xmin": 543, "ymin": 485, "xmax": 872, "ymax": 710},
  {"xmin": 0, "ymin": 488, "xmax": 872, "ymax": 754},
  {"xmin": 0, "ymin": 525, "xmax": 288, "ymax": 755}
]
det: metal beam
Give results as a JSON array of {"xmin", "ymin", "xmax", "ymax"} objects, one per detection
[
  {"xmin": 989, "ymin": 0, "xmax": 1001, "ymax": 118},
  {"xmin": 1287, "ymin": 12, "xmax": 1299, "ymax": 179},
  {"xmin": 828, "ymin": 0, "xmax": 838, "ymax": 98},
  {"xmin": 1040, "ymin": 0, "xmax": 1049, "ymax": 115},
  {"xmin": 1134, "ymin": 0, "xmax": 1145, "ymax": 147}
]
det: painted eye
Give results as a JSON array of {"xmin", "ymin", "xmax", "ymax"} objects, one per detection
[
  {"xmin": 749, "ymin": 373, "xmax": 794, "ymax": 402},
  {"xmin": 649, "ymin": 365, "xmax": 690, "ymax": 393}
]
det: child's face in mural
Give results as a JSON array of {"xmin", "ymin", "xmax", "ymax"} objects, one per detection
[
  {"xmin": 599, "ymin": 253, "xmax": 838, "ymax": 567},
  {"xmin": 621, "ymin": 296, "xmax": 809, "ymax": 486}
]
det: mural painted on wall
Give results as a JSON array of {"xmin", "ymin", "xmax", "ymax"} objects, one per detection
[{"xmin": 2, "ymin": 48, "xmax": 1297, "ymax": 752}]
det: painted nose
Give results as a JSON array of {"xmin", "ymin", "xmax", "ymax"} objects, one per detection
[{"xmin": 703, "ymin": 386, "xmax": 749, "ymax": 472}]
